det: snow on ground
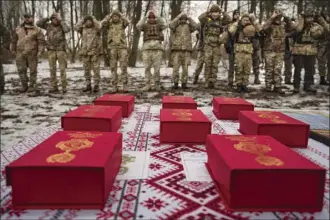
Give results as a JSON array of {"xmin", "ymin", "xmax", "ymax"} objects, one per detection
[{"xmin": 0, "ymin": 59, "xmax": 329, "ymax": 150}]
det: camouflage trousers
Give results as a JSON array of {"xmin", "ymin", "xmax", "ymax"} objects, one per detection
[
  {"xmin": 252, "ymin": 49, "xmax": 260, "ymax": 76},
  {"xmin": 284, "ymin": 50, "xmax": 293, "ymax": 82},
  {"xmin": 235, "ymin": 52, "xmax": 252, "ymax": 86},
  {"xmin": 204, "ymin": 44, "xmax": 221, "ymax": 84},
  {"xmin": 16, "ymin": 53, "xmax": 38, "ymax": 89},
  {"xmin": 317, "ymin": 43, "xmax": 327, "ymax": 77},
  {"xmin": 110, "ymin": 48, "xmax": 128, "ymax": 86},
  {"xmin": 193, "ymin": 51, "xmax": 204, "ymax": 78},
  {"xmin": 172, "ymin": 51, "xmax": 191, "ymax": 84},
  {"xmin": 0, "ymin": 60, "xmax": 4, "ymax": 93},
  {"xmin": 264, "ymin": 52, "xmax": 283, "ymax": 88},
  {"xmin": 48, "ymin": 50, "xmax": 67, "ymax": 90},
  {"xmin": 228, "ymin": 52, "xmax": 235, "ymax": 84},
  {"xmin": 82, "ymin": 55, "xmax": 100, "ymax": 87},
  {"xmin": 142, "ymin": 50, "xmax": 162, "ymax": 84}
]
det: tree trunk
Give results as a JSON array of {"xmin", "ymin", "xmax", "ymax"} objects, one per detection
[
  {"xmin": 23, "ymin": 0, "xmax": 28, "ymax": 13},
  {"xmin": 250, "ymin": 0, "xmax": 257, "ymax": 14},
  {"xmin": 237, "ymin": 0, "xmax": 240, "ymax": 10},
  {"xmin": 31, "ymin": 0, "xmax": 35, "ymax": 17},
  {"xmin": 0, "ymin": 0, "xmax": 3, "ymax": 24},
  {"xmin": 224, "ymin": 0, "xmax": 228, "ymax": 12},
  {"xmin": 160, "ymin": 0, "xmax": 165, "ymax": 17},
  {"xmin": 69, "ymin": 0, "xmax": 75, "ymax": 63},
  {"xmin": 102, "ymin": 0, "xmax": 110, "ymax": 66},
  {"xmin": 259, "ymin": 0, "xmax": 264, "ymax": 22},
  {"xmin": 128, "ymin": 0, "xmax": 142, "ymax": 67},
  {"xmin": 118, "ymin": 0, "xmax": 122, "ymax": 12}
]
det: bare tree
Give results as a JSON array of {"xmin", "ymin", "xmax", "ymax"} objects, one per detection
[
  {"xmin": 128, "ymin": 0, "xmax": 142, "ymax": 67},
  {"xmin": 118, "ymin": 0, "xmax": 122, "ymax": 12},
  {"xmin": 250, "ymin": 0, "xmax": 257, "ymax": 14},
  {"xmin": 297, "ymin": 0, "xmax": 303, "ymax": 15},
  {"xmin": 69, "ymin": 0, "xmax": 76, "ymax": 63},
  {"xmin": 31, "ymin": 0, "xmax": 35, "ymax": 17},
  {"xmin": 102, "ymin": 0, "xmax": 110, "ymax": 66}
]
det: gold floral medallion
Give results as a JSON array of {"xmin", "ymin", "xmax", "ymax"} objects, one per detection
[
  {"xmin": 255, "ymin": 155, "xmax": 284, "ymax": 166},
  {"xmin": 46, "ymin": 152, "xmax": 76, "ymax": 163}
]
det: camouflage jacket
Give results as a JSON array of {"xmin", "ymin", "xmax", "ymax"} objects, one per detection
[
  {"xmin": 136, "ymin": 16, "xmax": 167, "ymax": 51},
  {"xmin": 11, "ymin": 23, "xmax": 45, "ymax": 55},
  {"xmin": 101, "ymin": 14, "xmax": 129, "ymax": 49},
  {"xmin": 198, "ymin": 12, "xmax": 231, "ymax": 46},
  {"xmin": 75, "ymin": 17, "xmax": 102, "ymax": 55},
  {"xmin": 0, "ymin": 23, "xmax": 10, "ymax": 58},
  {"xmin": 36, "ymin": 18, "xmax": 70, "ymax": 51},
  {"xmin": 291, "ymin": 16, "xmax": 329, "ymax": 55},
  {"xmin": 169, "ymin": 16, "xmax": 199, "ymax": 51}
]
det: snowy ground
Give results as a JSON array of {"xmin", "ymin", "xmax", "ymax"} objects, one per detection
[{"xmin": 1, "ymin": 59, "xmax": 329, "ymax": 150}]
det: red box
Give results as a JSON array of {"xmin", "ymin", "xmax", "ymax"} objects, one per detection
[
  {"xmin": 162, "ymin": 96, "xmax": 197, "ymax": 109},
  {"xmin": 61, "ymin": 105, "xmax": 122, "ymax": 132},
  {"xmin": 6, "ymin": 131, "xmax": 122, "ymax": 209},
  {"xmin": 206, "ymin": 134, "xmax": 325, "ymax": 212},
  {"xmin": 239, "ymin": 111, "xmax": 309, "ymax": 148},
  {"xmin": 93, "ymin": 94, "xmax": 135, "ymax": 117},
  {"xmin": 213, "ymin": 97, "xmax": 254, "ymax": 120},
  {"xmin": 160, "ymin": 109, "xmax": 211, "ymax": 144}
]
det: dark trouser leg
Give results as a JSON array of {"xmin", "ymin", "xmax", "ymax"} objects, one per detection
[
  {"xmin": 293, "ymin": 55, "xmax": 303, "ymax": 89},
  {"xmin": 303, "ymin": 55, "xmax": 316, "ymax": 89}
]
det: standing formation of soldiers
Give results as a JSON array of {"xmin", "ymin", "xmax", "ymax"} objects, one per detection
[{"xmin": 2, "ymin": 4, "xmax": 329, "ymax": 95}]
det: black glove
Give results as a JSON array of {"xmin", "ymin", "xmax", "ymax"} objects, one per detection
[{"xmin": 283, "ymin": 16, "xmax": 290, "ymax": 24}]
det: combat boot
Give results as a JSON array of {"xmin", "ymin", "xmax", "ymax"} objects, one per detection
[
  {"xmin": 228, "ymin": 81, "xmax": 233, "ymax": 88},
  {"xmin": 236, "ymin": 85, "xmax": 242, "ymax": 93},
  {"xmin": 285, "ymin": 80, "xmax": 293, "ymax": 85},
  {"xmin": 293, "ymin": 87, "xmax": 300, "ymax": 93},
  {"xmin": 181, "ymin": 83, "xmax": 188, "ymax": 89},
  {"xmin": 82, "ymin": 85, "xmax": 92, "ymax": 92},
  {"xmin": 273, "ymin": 87, "xmax": 285, "ymax": 95},
  {"xmin": 208, "ymin": 82, "xmax": 214, "ymax": 89},
  {"xmin": 265, "ymin": 86, "xmax": 272, "ymax": 92},
  {"xmin": 19, "ymin": 85, "xmax": 28, "ymax": 93},
  {"xmin": 241, "ymin": 85, "xmax": 249, "ymax": 93},
  {"xmin": 320, "ymin": 76, "xmax": 329, "ymax": 85},
  {"xmin": 254, "ymin": 75, "xmax": 261, "ymax": 84},
  {"xmin": 142, "ymin": 85, "xmax": 151, "ymax": 92},
  {"xmin": 303, "ymin": 86, "xmax": 317, "ymax": 93},
  {"xmin": 93, "ymin": 85, "xmax": 99, "ymax": 93},
  {"xmin": 193, "ymin": 75, "xmax": 198, "ymax": 84},
  {"xmin": 172, "ymin": 83, "xmax": 179, "ymax": 89},
  {"xmin": 27, "ymin": 86, "xmax": 37, "ymax": 93}
]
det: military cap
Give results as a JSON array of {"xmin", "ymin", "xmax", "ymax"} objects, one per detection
[
  {"xmin": 112, "ymin": 9, "xmax": 121, "ymax": 17},
  {"xmin": 84, "ymin": 15, "xmax": 93, "ymax": 23},
  {"xmin": 241, "ymin": 12, "xmax": 250, "ymax": 19},
  {"xmin": 209, "ymin": 4, "xmax": 221, "ymax": 13},
  {"xmin": 23, "ymin": 13, "xmax": 32, "ymax": 18}
]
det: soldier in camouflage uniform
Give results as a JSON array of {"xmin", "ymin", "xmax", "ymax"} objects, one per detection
[
  {"xmin": 251, "ymin": 22, "xmax": 261, "ymax": 85},
  {"xmin": 283, "ymin": 17, "xmax": 296, "ymax": 85},
  {"xmin": 75, "ymin": 15, "xmax": 102, "ymax": 93},
  {"xmin": 0, "ymin": 23, "xmax": 10, "ymax": 95},
  {"xmin": 225, "ymin": 9, "xmax": 240, "ymax": 87},
  {"xmin": 220, "ymin": 12, "xmax": 259, "ymax": 93},
  {"xmin": 11, "ymin": 14, "xmax": 45, "ymax": 93},
  {"xmin": 37, "ymin": 13, "xmax": 70, "ymax": 93},
  {"xmin": 193, "ymin": 31, "xmax": 205, "ymax": 84},
  {"xmin": 136, "ymin": 11, "xmax": 167, "ymax": 92},
  {"xmin": 316, "ymin": 13, "xmax": 329, "ymax": 85},
  {"xmin": 169, "ymin": 12, "xmax": 198, "ymax": 89},
  {"xmin": 198, "ymin": 4, "xmax": 231, "ymax": 89},
  {"xmin": 262, "ymin": 10, "xmax": 293, "ymax": 94},
  {"xmin": 291, "ymin": 10, "xmax": 329, "ymax": 93},
  {"xmin": 101, "ymin": 10, "xmax": 129, "ymax": 92}
]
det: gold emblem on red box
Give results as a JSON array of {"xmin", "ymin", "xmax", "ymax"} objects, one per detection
[
  {"xmin": 255, "ymin": 155, "xmax": 284, "ymax": 166},
  {"xmin": 82, "ymin": 106, "xmax": 105, "ymax": 117},
  {"xmin": 256, "ymin": 111, "xmax": 287, "ymax": 123},
  {"xmin": 46, "ymin": 139, "xmax": 93, "ymax": 163},
  {"xmin": 222, "ymin": 98, "xmax": 241, "ymax": 103},
  {"xmin": 68, "ymin": 132, "xmax": 103, "ymax": 139},
  {"xmin": 234, "ymin": 142, "xmax": 271, "ymax": 155},
  {"xmin": 170, "ymin": 96, "xmax": 185, "ymax": 102}
]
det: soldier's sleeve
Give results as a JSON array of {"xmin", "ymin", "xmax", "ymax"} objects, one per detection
[
  {"xmin": 74, "ymin": 19, "xmax": 84, "ymax": 33},
  {"xmin": 61, "ymin": 21, "xmax": 71, "ymax": 33},
  {"xmin": 10, "ymin": 28, "xmax": 18, "ymax": 52},
  {"xmin": 188, "ymin": 17, "xmax": 199, "ymax": 32},
  {"xmin": 228, "ymin": 22, "xmax": 238, "ymax": 36},
  {"xmin": 136, "ymin": 17, "xmax": 146, "ymax": 31},
  {"xmin": 316, "ymin": 16, "xmax": 329, "ymax": 33},
  {"xmin": 37, "ymin": 28, "xmax": 46, "ymax": 53},
  {"xmin": 36, "ymin": 18, "xmax": 49, "ymax": 29},
  {"xmin": 221, "ymin": 12, "xmax": 232, "ymax": 25},
  {"xmin": 169, "ymin": 15, "xmax": 180, "ymax": 30},
  {"xmin": 295, "ymin": 16, "xmax": 304, "ymax": 32},
  {"xmin": 157, "ymin": 17, "xmax": 167, "ymax": 31},
  {"xmin": 93, "ymin": 17, "xmax": 102, "ymax": 32},
  {"xmin": 219, "ymin": 31, "xmax": 229, "ymax": 44},
  {"xmin": 253, "ymin": 22, "xmax": 262, "ymax": 33},
  {"xmin": 122, "ymin": 17, "xmax": 130, "ymax": 28},
  {"xmin": 262, "ymin": 17, "xmax": 273, "ymax": 30},
  {"xmin": 100, "ymin": 15, "xmax": 110, "ymax": 27},
  {"xmin": 198, "ymin": 12, "xmax": 208, "ymax": 24}
]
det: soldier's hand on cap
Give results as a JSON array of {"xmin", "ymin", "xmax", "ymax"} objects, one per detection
[
  {"xmin": 249, "ymin": 14, "xmax": 256, "ymax": 22},
  {"xmin": 283, "ymin": 16, "xmax": 290, "ymax": 23},
  {"xmin": 272, "ymin": 11, "xmax": 279, "ymax": 19}
]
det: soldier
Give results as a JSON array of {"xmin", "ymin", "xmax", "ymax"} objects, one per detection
[
  {"xmin": 169, "ymin": 12, "xmax": 198, "ymax": 89},
  {"xmin": 220, "ymin": 12, "xmax": 259, "ymax": 93},
  {"xmin": 37, "ymin": 12, "xmax": 70, "ymax": 93},
  {"xmin": 262, "ymin": 10, "xmax": 292, "ymax": 94},
  {"xmin": 291, "ymin": 10, "xmax": 329, "ymax": 93},
  {"xmin": 75, "ymin": 15, "xmax": 102, "ymax": 93},
  {"xmin": 101, "ymin": 10, "xmax": 129, "ymax": 93},
  {"xmin": 0, "ymin": 23, "xmax": 10, "ymax": 95},
  {"xmin": 316, "ymin": 13, "xmax": 329, "ymax": 85},
  {"xmin": 192, "ymin": 30, "xmax": 205, "ymax": 85},
  {"xmin": 251, "ymin": 14, "xmax": 261, "ymax": 85},
  {"xmin": 198, "ymin": 4, "xmax": 231, "ymax": 89},
  {"xmin": 283, "ymin": 17, "xmax": 296, "ymax": 85},
  {"xmin": 136, "ymin": 11, "xmax": 167, "ymax": 92},
  {"xmin": 224, "ymin": 9, "xmax": 240, "ymax": 87},
  {"xmin": 11, "ymin": 14, "xmax": 45, "ymax": 93}
]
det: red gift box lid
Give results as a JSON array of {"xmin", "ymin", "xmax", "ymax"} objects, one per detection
[
  {"xmin": 240, "ymin": 111, "xmax": 308, "ymax": 126},
  {"xmin": 160, "ymin": 109, "xmax": 210, "ymax": 123},
  {"xmin": 162, "ymin": 96, "xmax": 196, "ymax": 104},
  {"xmin": 63, "ymin": 105, "xmax": 121, "ymax": 119},
  {"xmin": 213, "ymin": 97, "xmax": 253, "ymax": 106},
  {"xmin": 94, "ymin": 94, "xmax": 134, "ymax": 102},
  {"xmin": 207, "ymin": 135, "xmax": 324, "ymax": 170},
  {"xmin": 6, "ymin": 131, "xmax": 122, "ymax": 168}
]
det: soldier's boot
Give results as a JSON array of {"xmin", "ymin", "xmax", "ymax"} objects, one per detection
[
  {"xmin": 254, "ymin": 74, "xmax": 261, "ymax": 84},
  {"xmin": 265, "ymin": 85, "xmax": 272, "ymax": 92},
  {"xmin": 93, "ymin": 85, "xmax": 99, "ymax": 93},
  {"xmin": 273, "ymin": 87, "xmax": 285, "ymax": 95},
  {"xmin": 208, "ymin": 82, "xmax": 214, "ymax": 89},
  {"xmin": 241, "ymin": 85, "xmax": 249, "ymax": 93},
  {"xmin": 181, "ymin": 83, "xmax": 188, "ymax": 89},
  {"xmin": 27, "ymin": 86, "xmax": 37, "ymax": 93},
  {"xmin": 62, "ymin": 86, "xmax": 67, "ymax": 94},
  {"xmin": 19, "ymin": 84, "xmax": 28, "ymax": 93},
  {"xmin": 293, "ymin": 87, "xmax": 300, "ymax": 93},
  {"xmin": 228, "ymin": 81, "xmax": 233, "ymax": 88},
  {"xmin": 285, "ymin": 79, "xmax": 293, "ymax": 85},
  {"xmin": 303, "ymin": 86, "xmax": 317, "ymax": 93},
  {"xmin": 83, "ymin": 84, "xmax": 92, "ymax": 92},
  {"xmin": 236, "ymin": 84, "xmax": 242, "ymax": 93},
  {"xmin": 172, "ymin": 83, "xmax": 179, "ymax": 89},
  {"xmin": 142, "ymin": 84, "xmax": 152, "ymax": 92},
  {"xmin": 193, "ymin": 75, "xmax": 199, "ymax": 84},
  {"xmin": 320, "ymin": 76, "xmax": 329, "ymax": 85}
]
